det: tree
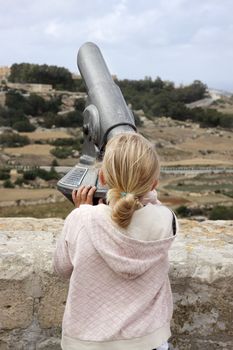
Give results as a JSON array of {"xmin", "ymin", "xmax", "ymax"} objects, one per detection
[
  {"xmin": 9, "ymin": 63, "xmax": 74, "ymax": 90},
  {"xmin": 54, "ymin": 110, "xmax": 83, "ymax": 128},
  {"xmin": 25, "ymin": 94, "xmax": 47, "ymax": 116},
  {"xmin": 74, "ymin": 98, "xmax": 86, "ymax": 112},
  {"xmin": 5, "ymin": 90, "xmax": 27, "ymax": 110},
  {"xmin": 12, "ymin": 120, "xmax": 36, "ymax": 132}
]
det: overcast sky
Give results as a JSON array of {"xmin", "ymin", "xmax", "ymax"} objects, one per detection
[{"xmin": 1, "ymin": 0, "xmax": 233, "ymax": 91}]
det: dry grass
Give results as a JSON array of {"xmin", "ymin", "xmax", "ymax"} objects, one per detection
[
  {"xmin": 161, "ymin": 172, "xmax": 233, "ymax": 208},
  {"xmin": 0, "ymin": 188, "xmax": 60, "ymax": 202},
  {"xmin": 20, "ymin": 130, "xmax": 71, "ymax": 140},
  {"xmin": 178, "ymin": 134, "xmax": 233, "ymax": 152},
  {"xmin": 0, "ymin": 200, "xmax": 73, "ymax": 219},
  {"xmin": 159, "ymin": 195, "xmax": 190, "ymax": 207},
  {"xmin": 217, "ymin": 106, "xmax": 233, "ymax": 114},
  {"xmin": 140, "ymin": 122, "xmax": 233, "ymax": 166},
  {"xmin": 214, "ymin": 98, "xmax": 233, "ymax": 115},
  {"xmin": 4, "ymin": 144, "xmax": 53, "ymax": 156},
  {"xmin": 161, "ymin": 158, "xmax": 233, "ymax": 166}
]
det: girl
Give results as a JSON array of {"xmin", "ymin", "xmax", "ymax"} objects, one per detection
[{"xmin": 54, "ymin": 133, "xmax": 177, "ymax": 350}]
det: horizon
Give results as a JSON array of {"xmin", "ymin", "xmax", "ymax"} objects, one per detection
[{"xmin": 1, "ymin": 63, "xmax": 233, "ymax": 94}]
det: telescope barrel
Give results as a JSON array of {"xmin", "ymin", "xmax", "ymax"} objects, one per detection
[
  {"xmin": 77, "ymin": 42, "xmax": 136, "ymax": 148},
  {"xmin": 78, "ymin": 42, "xmax": 113, "ymax": 89},
  {"xmin": 57, "ymin": 42, "xmax": 137, "ymax": 203}
]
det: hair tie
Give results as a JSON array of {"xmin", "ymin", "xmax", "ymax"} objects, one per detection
[{"xmin": 121, "ymin": 192, "xmax": 127, "ymax": 197}]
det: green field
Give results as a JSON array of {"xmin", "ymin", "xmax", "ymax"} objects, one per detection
[{"xmin": 165, "ymin": 173, "xmax": 233, "ymax": 198}]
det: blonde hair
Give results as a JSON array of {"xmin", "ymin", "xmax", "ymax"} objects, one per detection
[{"xmin": 102, "ymin": 133, "xmax": 160, "ymax": 228}]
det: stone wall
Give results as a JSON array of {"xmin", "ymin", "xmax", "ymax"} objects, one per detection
[
  {"xmin": 0, "ymin": 218, "xmax": 232, "ymax": 350},
  {"xmin": 0, "ymin": 67, "xmax": 10, "ymax": 82},
  {"xmin": 0, "ymin": 93, "xmax": 6, "ymax": 107},
  {"xmin": 7, "ymin": 83, "xmax": 53, "ymax": 93}
]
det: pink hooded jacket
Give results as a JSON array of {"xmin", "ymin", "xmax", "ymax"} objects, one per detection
[{"xmin": 53, "ymin": 203, "xmax": 177, "ymax": 350}]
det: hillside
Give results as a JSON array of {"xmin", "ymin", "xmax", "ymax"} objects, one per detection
[{"xmin": 0, "ymin": 71, "xmax": 232, "ymax": 219}]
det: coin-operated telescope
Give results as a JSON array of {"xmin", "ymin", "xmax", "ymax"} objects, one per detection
[{"xmin": 57, "ymin": 42, "xmax": 137, "ymax": 204}]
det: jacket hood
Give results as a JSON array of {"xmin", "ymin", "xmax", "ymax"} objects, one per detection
[{"xmin": 86, "ymin": 204, "xmax": 175, "ymax": 280}]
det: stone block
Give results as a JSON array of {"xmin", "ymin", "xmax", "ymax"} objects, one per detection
[{"xmin": 36, "ymin": 338, "xmax": 61, "ymax": 350}]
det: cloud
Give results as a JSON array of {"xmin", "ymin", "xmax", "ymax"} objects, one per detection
[{"xmin": 0, "ymin": 0, "xmax": 232, "ymax": 90}]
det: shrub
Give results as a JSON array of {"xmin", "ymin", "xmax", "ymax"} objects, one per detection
[
  {"xmin": 50, "ymin": 137, "xmax": 76, "ymax": 146},
  {"xmin": 73, "ymin": 79, "xmax": 86, "ymax": 92},
  {"xmin": 36, "ymin": 168, "xmax": 59, "ymax": 180},
  {"xmin": 3, "ymin": 179, "xmax": 15, "ymax": 188},
  {"xmin": 0, "ymin": 106, "xmax": 27, "ymax": 128},
  {"xmin": 176, "ymin": 205, "xmax": 191, "ymax": 217},
  {"xmin": 0, "ymin": 168, "xmax": 10, "ymax": 180},
  {"xmin": 14, "ymin": 177, "xmax": 24, "ymax": 186},
  {"xmin": 74, "ymin": 98, "xmax": 86, "ymax": 112},
  {"xmin": 45, "ymin": 96, "xmax": 62, "ymax": 113},
  {"xmin": 49, "ymin": 137, "xmax": 82, "ymax": 150},
  {"xmin": 24, "ymin": 94, "xmax": 47, "ymax": 116},
  {"xmin": 54, "ymin": 110, "xmax": 83, "ymax": 128},
  {"xmin": 219, "ymin": 114, "xmax": 233, "ymax": 128},
  {"xmin": 47, "ymin": 167, "xmax": 59, "ymax": 180},
  {"xmin": 23, "ymin": 170, "xmax": 37, "ymax": 180},
  {"xmin": 5, "ymin": 90, "xmax": 27, "ymax": 110},
  {"xmin": 12, "ymin": 120, "xmax": 36, "ymax": 132},
  {"xmin": 23, "ymin": 168, "xmax": 59, "ymax": 181},
  {"xmin": 51, "ymin": 158, "xmax": 59, "ymax": 167},
  {"xmin": 50, "ymin": 146, "xmax": 73, "ymax": 159},
  {"xmin": 0, "ymin": 133, "xmax": 30, "ymax": 147},
  {"xmin": 41, "ymin": 112, "xmax": 57, "ymax": 128},
  {"xmin": 209, "ymin": 206, "xmax": 233, "ymax": 220}
]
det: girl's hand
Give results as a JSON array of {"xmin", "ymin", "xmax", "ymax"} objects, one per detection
[{"xmin": 72, "ymin": 185, "xmax": 97, "ymax": 208}]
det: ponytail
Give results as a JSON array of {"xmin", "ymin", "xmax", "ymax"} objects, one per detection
[
  {"xmin": 107, "ymin": 189, "xmax": 143, "ymax": 228},
  {"xmin": 103, "ymin": 133, "xmax": 160, "ymax": 229}
]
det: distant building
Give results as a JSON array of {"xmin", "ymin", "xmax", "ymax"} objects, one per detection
[{"xmin": 0, "ymin": 66, "xmax": 11, "ymax": 82}]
